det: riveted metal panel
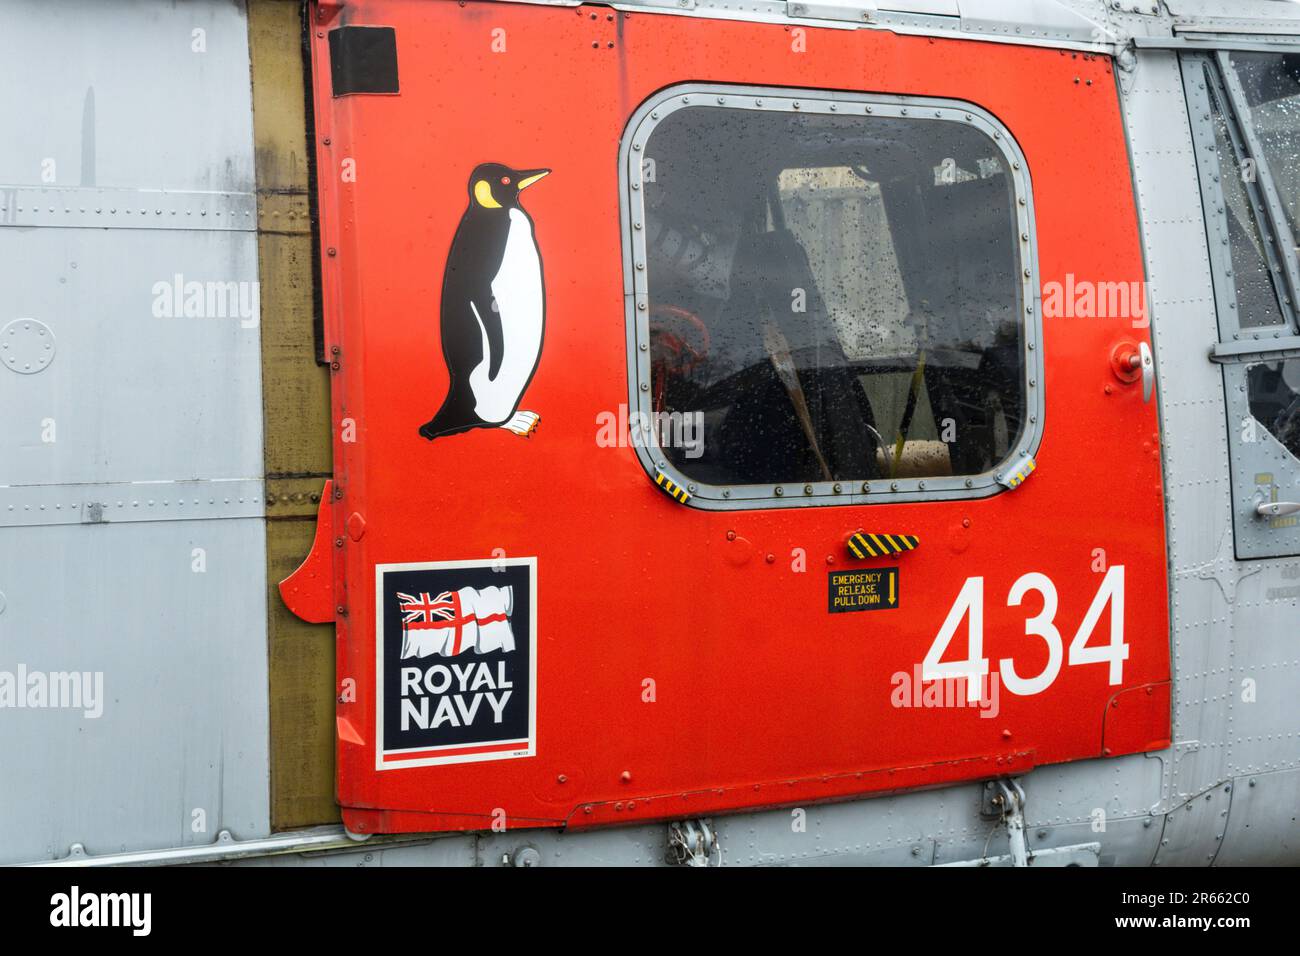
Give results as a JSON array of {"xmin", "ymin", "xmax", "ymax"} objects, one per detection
[
  {"xmin": 1223, "ymin": 569, "xmax": 1300, "ymax": 776},
  {"xmin": 0, "ymin": 0, "xmax": 257, "ymax": 193},
  {"xmin": 250, "ymin": 753, "xmax": 1168, "ymax": 867},
  {"xmin": 234, "ymin": 833, "xmax": 478, "ymax": 867},
  {"xmin": 488, "ymin": 0, "xmax": 1149, "ymax": 51},
  {"xmin": 1122, "ymin": 50, "xmax": 1234, "ymax": 810},
  {"xmin": 0, "ymin": 228, "xmax": 262, "ymax": 488},
  {"xmin": 1152, "ymin": 782, "xmax": 1233, "ymax": 866},
  {"xmin": 1122, "ymin": 48, "xmax": 1300, "ymax": 863},
  {"xmin": 0, "ymin": 186, "xmax": 257, "ymax": 231},
  {"xmin": 0, "ymin": 0, "xmax": 271, "ymax": 863},
  {"xmin": 0, "ymin": 519, "xmax": 270, "ymax": 865},
  {"xmin": 0, "ymin": 478, "xmax": 265, "ymax": 529},
  {"xmin": 1216, "ymin": 767, "xmax": 1300, "ymax": 865},
  {"xmin": 1166, "ymin": 0, "xmax": 1300, "ymax": 36}
]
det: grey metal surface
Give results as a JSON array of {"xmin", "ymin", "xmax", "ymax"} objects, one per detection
[
  {"xmin": 30, "ymin": 826, "xmax": 376, "ymax": 868},
  {"xmin": 1130, "ymin": 51, "xmax": 1241, "ymax": 817},
  {"xmin": 495, "ymin": 0, "xmax": 1300, "ymax": 54},
  {"xmin": 0, "ymin": 186, "xmax": 258, "ymax": 231},
  {"xmin": 1123, "ymin": 46, "xmax": 1299, "ymax": 863},
  {"xmin": 498, "ymin": 0, "xmax": 1114, "ymax": 49},
  {"xmin": 229, "ymin": 754, "xmax": 1167, "ymax": 867},
  {"xmin": 0, "ymin": 2, "xmax": 257, "ymax": 193},
  {"xmin": 1215, "ymin": 767, "xmax": 1300, "ymax": 864},
  {"xmin": 0, "ymin": 519, "xmax": 270, "ymax": 864},
  {"xmin": 0, "ymin": 223, "xmax": 262, "ymax": 490},
  {"xmin": 1165, "ymin": 0, "xmax": 1300, "ymax": 35},
  {"xmin": 489, "ymin": 0, "xmax": 1186, "ymax": 51},
  {"xmin": 0, "ymin": 479, "xmax": 265, "ymax": 529},
  {"xmin": 0, "ymin": 0, "xmax": 270, "ymax": 865}
]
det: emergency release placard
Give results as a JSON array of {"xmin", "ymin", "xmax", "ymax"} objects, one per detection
[{"xmin": 828, "ymin": 567, "xmax": 899, "ymax": 613}]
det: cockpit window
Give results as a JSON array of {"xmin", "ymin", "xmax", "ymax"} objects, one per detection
[
  {"xmin": 632, "ymin": 97, "xmax": 1029, "ymax": 498},
  {"xmin": 1249, "ymin": 358, "xmax": 1300, "ymax": 463},
  {"xmin": 1205, "ymin": 68, "xmax": 1287, "ymax": 329},
  {"xmin": 1228, "ymin": 52, "xmax": 1300, "ymax": 247}
]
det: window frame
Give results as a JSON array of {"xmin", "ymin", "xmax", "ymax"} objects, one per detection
[
  {"xmin": 1183, "ymin": 53, "xmax": 1300, "ymax": 347},
  {"xmin": 1182, "ymin": 50, "xmax": 1300, "ymax": 558},
  {"xmin": 619, "ymin": 82, "xmax": 1044, "ymax": 510}
]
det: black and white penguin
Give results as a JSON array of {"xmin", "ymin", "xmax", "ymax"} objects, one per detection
[{"xmin": 419, "ymin": 162, "xmax": 550, "ymax": 441}]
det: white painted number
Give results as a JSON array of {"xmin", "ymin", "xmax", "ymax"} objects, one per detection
[
  {"xmin": 922, "ymin": 576, "xmax": 988, "ymax": 703},
  {"xmin": 1001, "ymin": 572, "xmax": 1063, "ymax": 696},
  {"xmin": 923, "ymin": 567, "xmax": 1128, "ymax": 698},
  {"xmin": 1067, "ymin": 564, "xmax": 1128, "ymax": 685}
]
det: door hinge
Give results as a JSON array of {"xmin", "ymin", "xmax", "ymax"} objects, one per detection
[
  {"xmin": 667, "ymin": 819, "xmax": 719, "ymax": 866},
  {"xmin": 939, "ymin": 778, "xmax": 1102, "ymax": 867}
]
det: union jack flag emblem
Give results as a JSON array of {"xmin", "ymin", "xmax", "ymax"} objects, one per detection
[
  {"xmin": 397, "ymin": 591, "xmax": 456, "ymax": 625},
  {"xmin": 395, "ymin": 584, "xmax": 515, "ymax": 658}
]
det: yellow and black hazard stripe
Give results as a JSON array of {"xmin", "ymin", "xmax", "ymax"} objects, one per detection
[
  {"xmin": 1002, "ymin": 457, "xmax": 1037, "ymax": 489},
  {"xmin": 654, "ymin": 471, "xmax": 691, "ymax": 504},
  {"xmin": 847, "ymin": 531, "xmax": 919, "ymax": 559}
]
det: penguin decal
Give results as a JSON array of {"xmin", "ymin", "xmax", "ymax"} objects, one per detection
[{"xmin": 419, "ymin": 163, "xmax": 550, "ymax": 442}]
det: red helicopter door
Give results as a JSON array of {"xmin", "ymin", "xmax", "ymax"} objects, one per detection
[{"xmin": 291, "ymin": 0, "xmax": 1171, "ymax": 834}]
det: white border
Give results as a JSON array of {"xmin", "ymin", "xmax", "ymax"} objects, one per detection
[{"xmin": 373, "ymin": 557, "xmax": 538, "ymax": 771}]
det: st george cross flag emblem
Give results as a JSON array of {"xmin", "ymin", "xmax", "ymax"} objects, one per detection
[{"xmin": 397, "ymin": 586, "xmax": 516, "ymax": 659}]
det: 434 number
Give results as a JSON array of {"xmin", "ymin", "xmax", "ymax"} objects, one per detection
[{"xmin": 922, "ymin": 566, "xmax": 1128, "ymax": 700}]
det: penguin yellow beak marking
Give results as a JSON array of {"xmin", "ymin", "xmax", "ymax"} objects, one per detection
[
  {"xmin": 473, "ymin": 180, "xmax": 502, "ymax": 208},
  {"xmin": 517, "ymin": 169, "xmax": 550, "ymax": 190}
]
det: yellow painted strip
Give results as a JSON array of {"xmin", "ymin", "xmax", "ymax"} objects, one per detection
[
  {"xmin": 869, "ymin": 533, "xmax": 891, "ymax": 554},
  {"xmin": 654, "ymin": 472, "xmax": 689, "ymax": 503},
  {"xmin": 889, "ymin": 572, "xmax": 896, "ymax": 604},
  {"xmin": 252, "ymin": 0, "xmax": 338, "ymax": 830},
  {"xmin": 847, "ymin": 538, "xmax": 865, "ymax": 560}
]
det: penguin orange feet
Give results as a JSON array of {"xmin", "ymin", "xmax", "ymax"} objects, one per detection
[{"xmin": 501, "ymin": 411, "xmax": 540, "ymax": 437}]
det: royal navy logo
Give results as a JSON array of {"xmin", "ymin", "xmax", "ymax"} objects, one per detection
[{"xmin": 376, "ymin": 558, "xmax": 536, "ymax": 769}]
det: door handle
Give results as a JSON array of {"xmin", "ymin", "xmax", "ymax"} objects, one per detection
[
  {"xmin": 1122, "ymin": 342, "xmax": 1155, "ymax": 402},
  {"xmin": 1137, "ymin": 341, "xmax": 1154, "ymax": 403},
  {"xmin": 1110, "ymin": 340, "xmax": 1155, "ymax": 402},
  {"xmin": 1257, "ymin": 501, "xmax": 1300, "ymax": 518}
]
